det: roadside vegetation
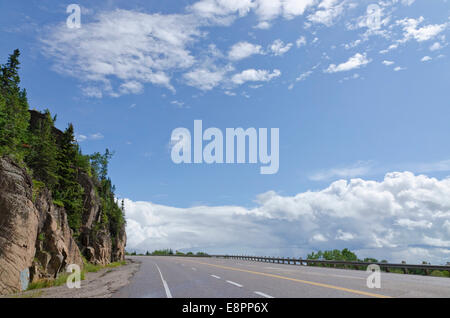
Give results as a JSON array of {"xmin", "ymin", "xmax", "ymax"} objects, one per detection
[
  {"xmin": 27, "ymin": 258, "xmax": 127, "ymax": 291},
  {"xmin": 307, "ymin": 248, "xmax": 450, "ymax": 277},
  {"xmin": 126, "ymin": 249, "xmax": 210, "ymax": 257}
]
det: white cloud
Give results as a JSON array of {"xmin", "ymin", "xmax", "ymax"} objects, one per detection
[
  {"xmin": 228, "ymin": 41, "xmax": 263, "ymax": 61},
  {"xmin": 309, "ymin": 161, "xmax": 373, "ymax": 181},
  {"xmin": 397, "ymin": 16, "xmax": 447, "ymax": 43},
  {"xmin": 311, "ymin": 234, "xmax": 328, "ymax": 242},
  {"xmin": 421, "ymin": 56, "xmax": 432, "ymax": 62},
  {"xmin": 123, "ymin": 172, "xmax": 450, "ymax": 263},
  {"xmin": 336, "ymin": 229, "xmax": 355, "ymax": 241},
  {"xmin": 76, "ymin": 133, "xmax": 104, "ymax": 142},
  {"xmin": 394, "ymin": 66, "xmax": 406, "ymax": 71},
  {"xmin": 401, "ymin": 0, "xmax": 415, "ymax": 6},
  {"xmin": 81, "ymin": 86, "xmax": 103, "ymax": 98},
  {"xmin": 296, "ymin": 36, "xmax": 307, "ymax": 48},
  {"xmin": 382, "ymin": 60, "xmax": 395, "ymax": 66},
  {"xmin": 380, "ymin": 43, "xmax": 399, "ymax": 54},
  {"xmin": 396, "ymin": 219, "xmax": 432, "ymax": 230},
  {"xmin": 308, "ymin": 0, "xmax": 346, "ymax": 27},
  {"xmin": 231, "ymin": 69, "xmax": 281, "ymax": 85},
  {"xmin": 183, "ymin": 66, "xmax": 231, "ymax": 91},
  {"xmin": 296, "ymin": 70, "xmax": 313, "ymax": 81},
  {"xmin": 188, "ymin": 0, "xmax": 255, "ymax": 25},
  {"xmin": 253, "ymin": 0, "xmax": 316, "ymax": 28},
  {"xmin": 269, "ymin": 39, "xmax": 293, "ymax": 56},
  {"xmin": 119, "ymin": 81, "xmax": 144, "ymax": 95},
  {"xmin": 282, "ymin": 0, "xmax": 317, "ymax": 19},
  {"xmin": 325, "ymin": 53, "xmax": 371, "ymax": 73},
  {"xmin": 41, "ymin": 9, "xmax": 203, "ymax": 97},
  {"xmin": 429, "ymin": 42, "xmax": 442, "ymax": 51}
]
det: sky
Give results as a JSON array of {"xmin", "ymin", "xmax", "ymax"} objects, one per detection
[{"xmin": 1, "ymin": 0, "xmax": 450, "ymax": 263}]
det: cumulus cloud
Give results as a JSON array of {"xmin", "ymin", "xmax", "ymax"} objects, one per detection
[
  {"xmin": 228, "ymin": 41, "xmax": 264, "ymax": 61},
  {"xmin": 183, "ymin": 66, "xmax": 231, "ymax": 91},
  {"xmin": 231, "ymin": 69, "xmax": 281, "ymax": 85},
  {"xmin": 123, "ymin": 172, "xmax": 450, "ymax": 264},
  {"xmin": 296, "ymin": 36, "xmax": 307, "ymax": 48},
  {"xmin": 308, "ymin": 0, "xmax": 346, "ymax": 27},
  {"xmin": 325, "ymin": 53, "xmax": 371, "ymax": 73},
  {"xmin": 253, "ymin": 0, "xmax": 316, "ymax": 28},
  {"xmin": 397, "ymin": 16, "xmax": 447, "ymax": 43},
  {"xmin": 429, "ymin": 42, "xmax": 442, "ymax": 51},
  {"xmin": 269, "ymin": 39, "xmax": 293, "ymax": 56}
]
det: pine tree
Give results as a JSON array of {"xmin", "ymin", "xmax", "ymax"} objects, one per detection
[
  {"xmin": 54, "ymin": 124, "xmax": 84, "ymax": 235},
  {"xmin": 25, "ymin": 109, "xmax": 58, "ymax": 188},
  {"xmin": 0, "ymin": 49, "xmax": 30, "ymax": 159}
]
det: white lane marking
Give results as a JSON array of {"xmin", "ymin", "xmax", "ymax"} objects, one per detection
[
  {"xmin": 211, "ymin": 275, "xmax": 221, "ymax": 279},
  {"xmin": 226, "ymin": 280, "xmax": 243, "ymax": 288},
  {"xmin": 154, "ymin": 263, "xmax": 173, "ymax": 298},
  {"xmin": 192, "ymin": 267, "xmax": 197, "ymax": 271},
  {"xmin": 254, "ymin": 291, "xmax": 274, "ymax": 298}
]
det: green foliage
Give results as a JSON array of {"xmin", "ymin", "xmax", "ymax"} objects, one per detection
[
  {"xmin": 25, "ymin": 110, "xmax": 58, "ymax": 188},
  {"xmin": 32, "ymin": 179, "xmax": 45, "ymax": 202},
  {"xmin": 0, "ymin": 49, "xmax": 125, "ymax": 252},
  {"xmin": 53, "ymin": 124, "xmax": 85, "ymax": 236},
  {"xmin": 195, "ymin": 252, "xmax": 209, "ymax": 257},
  {"xmin": 431, "ymin": 270, "xmax": 450, "ymax": 278},
  {"xmin": 307, "ymin": 248, "xmax": 358, "ymax": 262},
  {"xmin": 151, "ymin": 249, "xmax": 174, "ymax": 256},
  {"xmin": 0, "ymin": 49, "xmax": 30, "ymax": 161}
]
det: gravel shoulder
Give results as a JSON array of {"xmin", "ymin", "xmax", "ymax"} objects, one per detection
[{"xmin": 3, "ymin": 258, "xmax": 141, "ymax": 298}]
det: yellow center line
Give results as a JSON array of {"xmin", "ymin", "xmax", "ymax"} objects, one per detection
[{"xmin": 181, "ymin": 258, "xmax": 392, "ymax": 298}]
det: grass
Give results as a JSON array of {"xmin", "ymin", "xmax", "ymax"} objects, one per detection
[
  {"xmin": 431, "ymin": 270, "xmax": 450, "ymax": 277},
  {"xmin": 11, "ymin": 290, "xmax": 43, "ymax": 298},
  {"xmin": 27, "ymin": 272, "xmax": 72, "ymax": 291},
  {"xmin": 52, "ymin": 199, "xmax": 64, "ymax": 208},
  {"xmin": 27, "ymin": 259, "xmax": 127, "ymax": 292}
]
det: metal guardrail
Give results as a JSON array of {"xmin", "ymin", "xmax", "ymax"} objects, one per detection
[{"xmin": 211, "ymin": 255, "xmax": 450, "ymax": 275}]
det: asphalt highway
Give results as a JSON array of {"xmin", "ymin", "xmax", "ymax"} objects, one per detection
[{"xmin": 113, "ymin": 256, "xmax": 450, "ymax": 298}]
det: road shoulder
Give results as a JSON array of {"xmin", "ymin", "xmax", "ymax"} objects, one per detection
[{"xmin": 4, "ymin": 258, "xmax": 141, "ymax": 298}]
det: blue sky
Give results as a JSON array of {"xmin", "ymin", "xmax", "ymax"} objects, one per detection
[{"xmin": 1, "ymin": 0, "xmax": 450, "ymax": 263}]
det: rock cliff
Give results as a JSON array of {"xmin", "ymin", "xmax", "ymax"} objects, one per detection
[{"xmin": 0, "ymin": 157, "xmax": 126, "ymax": 295}]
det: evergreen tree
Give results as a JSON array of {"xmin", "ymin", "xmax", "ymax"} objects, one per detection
[
  {"xmin": 0, "ymin": 49, "xmax": 30, "ymax": 159},
  {"xmin": 25, "ymin": 109, "xmax": 58, "ymax": 188},
  {"xmin": 54, "ymin": 124, "xmax": 84, "ymax": 235}
]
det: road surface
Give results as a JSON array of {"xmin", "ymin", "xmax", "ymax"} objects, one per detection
[{"xmin": 113, "ymin": 256, "xmax": 450, "ymax": 298}]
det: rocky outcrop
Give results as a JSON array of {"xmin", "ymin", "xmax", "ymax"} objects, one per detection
[
  {"xmin": 0, "ymin": 157, "xmax": 126, "ymax": 295},
  {"xmin": 0, "ymin": 158, "xmax": 40, "ymax": 295},
  {"xmin": 77, "ymin": 171, "xmax": 125, "ymax": 266},
  {"xmin": 30, "ymin": 188, "xmax": 84, "ymax": 283}
]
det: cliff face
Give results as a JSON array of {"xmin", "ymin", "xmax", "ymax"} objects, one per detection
[{"xmin": 0, "ymin": 157, "xmax": 126, "ymax": 295}]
